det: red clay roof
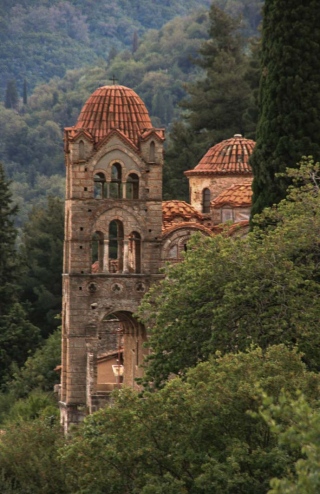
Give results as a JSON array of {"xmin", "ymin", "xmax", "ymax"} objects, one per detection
[
  {"xmin": 162, "ymin": 200, "xmax": 202, "ymax": 223},
  {"xmin": 185, "ymin": 134, "xmax": 255, "ymax": 176},
  {"xmin": 75, "ymin": 85, "xmax": 153, "ymax": 145},
  {"xmin": 211, "ymin": 182, "xmax": 252, "ymax": 208}
]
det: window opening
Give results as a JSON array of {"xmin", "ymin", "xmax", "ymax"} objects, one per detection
[
  {"xmin": 126, "ymin": 173, "xmax": 139, "ymax": 199},
  {"xmin": 94, "ymin": 173, "xmax": 106, "ymax": 198},
  {"xmin": 91, "ymin": 231, "xmax": 104, "ymax": 272},
  {"xmin": 109, "ymin": 220, "xmax": 124, "ymax": 272},
  {"xmin": 79, "ymin": 140, "xmax": 85, "ymax": 160},
  {"xmin": 110, "ymin": 163, "xmax": 122, "ymax": 198},
  {"xmin": 149, "ymin": 141, "xmax": 155, "ymax": 162},
  {"xmin": 202, "ymin": 188, "xmax": 211, "ymax": 213}
]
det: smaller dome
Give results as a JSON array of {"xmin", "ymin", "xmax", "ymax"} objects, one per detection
[
  {"xmin": 211, "ymin": 182, "xmax": 252, "ymax": 208},
  {"xmin": 75, "ymin": 85, "xmax": 153, "ymax": 145},
  {"xmin": 162, "ymin": 200, "xmax": 201, "ymax": 223},
  {"xmin": 185, "ymin": 134, "xmax": 255, "ymax": 176}
]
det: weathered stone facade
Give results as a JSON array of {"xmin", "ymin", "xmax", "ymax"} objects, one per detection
[{"xmin": 60, "ymin": 86, "xmax": 165, "ymax": 431}]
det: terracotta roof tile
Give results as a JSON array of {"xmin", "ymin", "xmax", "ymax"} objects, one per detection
[
  {"xmin": 211, "ymin": 182, "xmax": 252, "ymax": 208},
  {"xmin": 162, "ymin": 200, "xmax": 202, "ymax": 229},
  {"xmin": 185, "ymin": 134, "xmax": 255, "ymax": 176},
  {"xmin": 75, "ymin": 85, "xmax": 153, "ymax": 146}
]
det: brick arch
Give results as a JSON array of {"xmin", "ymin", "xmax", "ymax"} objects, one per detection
[
  {"xmin": 93, "ymin": 144, "xmax": 144, "ymax": 171},
  {"xmin": 92, "ymin": 206, "xmax": 146, "ymax": 239},
  {"xmin": 97, "ymin": 310, "xmax": 147, "ymax": 389}
]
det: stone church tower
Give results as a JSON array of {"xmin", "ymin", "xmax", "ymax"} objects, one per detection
[{"xmin": 60, "ymin": 85, "xmax": 165, "ymax": 430}]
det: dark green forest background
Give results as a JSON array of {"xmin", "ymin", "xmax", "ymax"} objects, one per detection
[{"xmin": 0, "ymin": 0, "xmax": 262, "ymax": 225}]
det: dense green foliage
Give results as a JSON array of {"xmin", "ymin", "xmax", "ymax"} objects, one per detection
[
  {"xmin": 0, "ymin": 0, "xmax": 262, "ymax": 95},
  {"xmin": 0, "ymin": 165, "xmax": 41, "ymax": 386},
  {"xmin": 56, "ymin": 346, "xmax": 320, "ymax": 493},
  {"xmin": 19, "ymin": 197, "xmax": 64, "ymax": 337},
  {"xmin": 0, "ymin": 0, "xmax": 214, "ymax": 93},
  {"xmin": 0, "ymin": 329, "xmax": 61, "ymax": 425},
  {"xmin": 0, "ymin": 419, "xmax": 67, "ymax": 494},
  {"xmin": 265, "ymin": 394, "xmax": 320, "ymax": 493},
  {"xmin": 250, "ymin": 0, "xmax": 320, "ymax": 215},
  {"xmin": 138, "ymin": 161, "xmax": 320, "ymax": 387},
  {"xmin": 0, "ymin": 164, "xmax": 19, "ymax": 313},
  {"xmin": 0, "ymin": 2, "xmax": 262, "ymax": 223}
]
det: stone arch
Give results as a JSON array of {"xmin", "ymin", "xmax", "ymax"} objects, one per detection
[
  {"xmin": 93, "ymin": 206, "xmax": 145, "ymax": 237},
  {"xmin": 96, "ymin": 310, "xmax": 147, "ymax": 390},
  {"xmin": 161, "ymin": 224, "xmax": 212, "ymax": 263}
]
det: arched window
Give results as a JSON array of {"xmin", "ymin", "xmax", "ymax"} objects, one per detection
[
  {"xmin": 91, "ymin": 231, "xmax": 104, "ymax": 272},
  {"xmin": 79, "ymin": 140, "xmax": 85, "ymax": 160},
  {"xmin": 202, "ymin": 188, "xmax": 211, "ymax": 214},
  {"xmin": 149, "ymin": 141, "xmax": 155, "ymax": 162},
  {"xmin": 110, "ymin": 163, "xmax": 122, "ymax": 198},
  {"xmin": 126, "ymin": 173, "xmax": 139, "ymax": 199},
  {"xmin": 128, "ymin": 231, "xmax": 141, "ymax": 273},
  {"xmin": 94, "ymin": 173, "xmax": 106, "ymax": 198},
  {"xmin": 109, "ymin": 220, "xmax": 124, "ymax": 273}
]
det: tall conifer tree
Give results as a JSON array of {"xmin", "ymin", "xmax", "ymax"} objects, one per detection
[
  {"xmin": 164, "ymin": 5, "xmax": 256, "ymax": 200},
  {"xmin": 250, "ymin": 0, "xmax": 320, "ymax": 216},
  {"xmin": 0, "ymin": 163, "xmax": 19, "ymax": 314}
]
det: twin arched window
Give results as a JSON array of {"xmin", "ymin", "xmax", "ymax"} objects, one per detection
[
  {"xmin": 91, "ymin": 222, "xmax": 141, "ymax": 274},
  {"xmin": 94, "ymin": 164, "xmax": 139, "ymax": 199}
]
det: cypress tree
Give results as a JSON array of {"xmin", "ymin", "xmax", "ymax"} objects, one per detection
[
  {"xmin": 132, "ymin": 31, "xmax": 139, "ymax": 54},
  {"xmin": 4, "ymin": 79, "xmax": 18, "ymax": 109},
  {"xmin": 0, "ymin": 163, "xmax": 19, "ymax": 315},
  {"xmin": 23, "ymin": 78, "xmax": 27, "ymax": 105},
  {"xmin": 250, "ymin": 0, "xmax": 320, "ymax": 216}
]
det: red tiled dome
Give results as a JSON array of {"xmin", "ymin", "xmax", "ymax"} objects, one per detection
[
  {"xmin": 185, "ymin": 134, "xmax": 255, "ymax": 176},
  {"xmin": 211, "ymin": 182, "xmax": 252, "ymax": 208},
  {"xmin": 75, "ymin": 85, "xmax": 153, "ymax": 145}
]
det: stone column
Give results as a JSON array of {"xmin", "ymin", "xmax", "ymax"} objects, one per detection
[
  {"xmin": 123, "ymin": 239, "xmax": 129, "ymax": 273},
  {"xmin": 103, "ymin": 240, "xmax": 109, "ymax": 272}
]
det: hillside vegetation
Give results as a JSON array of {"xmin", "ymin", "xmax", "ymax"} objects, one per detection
[{"xmin": 1, "ymin": 1, "xmax": 262, "ymax": 226}]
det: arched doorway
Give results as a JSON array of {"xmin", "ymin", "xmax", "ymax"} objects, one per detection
[{"xmin": 97, "ymin": 311, "xmax": 147, "ymax": 390}]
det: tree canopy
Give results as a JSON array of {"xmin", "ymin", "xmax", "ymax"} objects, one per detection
[
  {"xmin": 61, "ymin": 345, "xmax": 320, "ymax": 494},
  {"xmin": 250, "ymin": 0, "xmax": 320, "ymax": 215},
  {"xmin": 138, "ymin": 161, "xmax": 320, "ymax": 387}
]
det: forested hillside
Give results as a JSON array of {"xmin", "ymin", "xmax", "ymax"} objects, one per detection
[
  {"xmin": 0, "ymin": 1, "xmax": 262, "ymax": 226},
  {"xmin": 0, "ymin": 0, "xmax": 214, "ymax": 93}
]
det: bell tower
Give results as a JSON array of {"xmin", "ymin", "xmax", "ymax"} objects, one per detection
[{"xmin": 60, "ymin": 85, "xmax": 165, "ymax": 430}]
